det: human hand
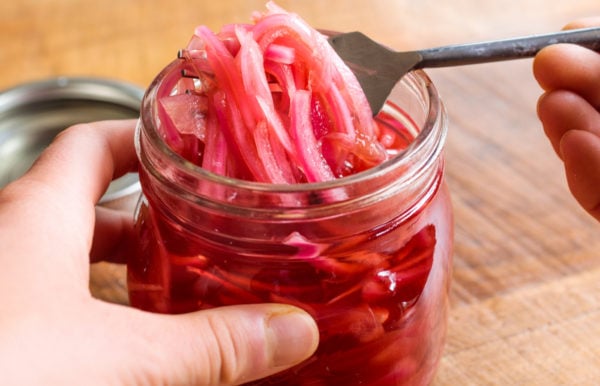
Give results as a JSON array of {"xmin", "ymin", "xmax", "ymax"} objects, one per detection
[
  {"xmin": 533, "ymin": 17, "xmax": 600, "ymax": 222},
  {"xmin": 0, "ymin": 120, "xmax": 318, "ymax": 385}
]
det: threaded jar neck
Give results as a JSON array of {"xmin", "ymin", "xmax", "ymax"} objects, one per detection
[{"xmin": 136, "ymin": 60, "xmax": 447, "ymax": 221}]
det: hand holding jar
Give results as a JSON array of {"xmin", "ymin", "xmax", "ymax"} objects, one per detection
[{"xmin": 0, "ymin": 119, "xmax": 318, "ymax": 386}]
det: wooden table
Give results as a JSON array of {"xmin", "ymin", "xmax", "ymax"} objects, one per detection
[{"xmin": 2, "ymin": 1, "xmax": 600, "ymax": 384}]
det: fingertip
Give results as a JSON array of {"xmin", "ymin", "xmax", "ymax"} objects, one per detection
[
  {"xmin": 559, "ymin": 130, "xmax": 600, "ymax": 220},
  {"xmin": 537, "ymin": 90, "xmax": 600, "ymax": 158},
  {"xmin": 533, "ymin": 44, "xmax": 583, "ymax": 91},
  {"xmin": 266, "ymin": 305, "xmax": 319, "ymax": 368},
  {"xmin": 537, "ymin": 90, "xmax": 576, "ymax": 157},
  {"xmin": 532, "ymin": 45, "xmax": 555, "ymax": 91},
  {"xmin": 533, "ymin": 43, "xmax": 600, "ymax": 107}
]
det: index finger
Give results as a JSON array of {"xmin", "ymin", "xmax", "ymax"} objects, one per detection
[
  {"xmin": 0, "ymin": 119, "xmax": 139, "ymax": 290},
  {"xmin": 0, "ymin": 119, "xmax": 138, "ymax": 260},
  {"xmin": 27, "ymin": 119, "xmax": 139, "ymax": 207},
  {"xmin": 534, "ymin": 43, "xmax": 600, "ymax": 108}
]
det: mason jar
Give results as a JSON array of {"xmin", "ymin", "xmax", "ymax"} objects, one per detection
[{"xmin": 128, "ymin": 57, "xmax": 453, "ymax": 385}]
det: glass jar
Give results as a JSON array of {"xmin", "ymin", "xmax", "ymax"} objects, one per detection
[{"xmin": 128, "ymin": 58, "xmax": 453, "ymax": 385}]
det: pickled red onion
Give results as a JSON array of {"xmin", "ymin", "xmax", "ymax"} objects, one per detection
[{"xmin": 158, "ymin": 1, "xmax": 389, "ymax": 183}]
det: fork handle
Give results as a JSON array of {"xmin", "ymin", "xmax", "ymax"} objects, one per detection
[{"xmin": 414, "ymin": 26, "xmax": 600, "ymax": 68}]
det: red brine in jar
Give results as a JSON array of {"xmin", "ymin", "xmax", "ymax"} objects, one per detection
[{"xmin": 128, "ymin": 4, "xmax": 453, "ymax": 386}]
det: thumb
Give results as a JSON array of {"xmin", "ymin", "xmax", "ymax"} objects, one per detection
[{"xmin": 137, "ymin": 304, "xmax": 319, "ymax": 386}]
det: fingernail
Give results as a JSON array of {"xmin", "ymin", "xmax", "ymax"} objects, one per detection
[{"xmin": 266, "ymin": 307, "xmax": 319, "ymax": 367}]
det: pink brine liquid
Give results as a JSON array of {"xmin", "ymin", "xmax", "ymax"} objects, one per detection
[{"xmin": 128, "ymin": 101, "xmax": 453, "ymax": 385}]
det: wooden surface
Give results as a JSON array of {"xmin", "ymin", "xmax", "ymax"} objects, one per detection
[{"xmin": 2, "ymin": 1, "xmax": 600, "ymax": 384}]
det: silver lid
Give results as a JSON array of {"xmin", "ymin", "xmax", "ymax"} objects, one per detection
[{"xmin": 0, "ymin": 76, "xmax": 143, "ymax": 205}]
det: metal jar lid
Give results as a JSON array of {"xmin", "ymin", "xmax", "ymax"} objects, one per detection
[{"xmin": 0, "ymin": 76, "xmax": 144, "ymax": 207}]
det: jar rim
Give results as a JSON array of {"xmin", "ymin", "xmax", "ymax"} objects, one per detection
[{"xmin": 138, "ymin": 59, "xmax": 446, "ymax": 196}]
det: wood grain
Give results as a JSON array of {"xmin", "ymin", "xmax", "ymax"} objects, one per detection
[{"xmin": 2, "ymin": 1, "xmax": 599, "ymax": 384}]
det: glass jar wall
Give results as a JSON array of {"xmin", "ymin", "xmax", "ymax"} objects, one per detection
[{"xmin": 128, "ymin": 59, "xmax": 453, "ymax": 385}]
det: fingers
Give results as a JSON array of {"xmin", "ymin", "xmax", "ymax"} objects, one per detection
[
  {"xmin": 124, "ymin": 304, "xmax": 319, "ymax": 385},
  {"xmin": 559, "ymin": 130, "xmax": 600, "ymax": 221},
  {"xmin": 532, "ymin": 19, "xmax": 600, "ymax": 221},
  {"xmin": 533, "ymin": 44, "xmax": 600, "ymax": 108},
  {"xmin": 25, "ymin": 119, "xmax": 138, "ymax": 210},
  {"xmin": 0, "ymin": 119, "xmax": 138, "ymax": 234},
  {"xmin": 536, "ymin": 90, "xmax": 600, "ymax": 157},
  {"xmin": 0, "ymin": 119, "xmax": 138, "ymax": 285}
]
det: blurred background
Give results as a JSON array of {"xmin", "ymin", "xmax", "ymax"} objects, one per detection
[
  {"xmin": 1, "ymin": 1, "xmax": 598, "ymax": 90},
  {"xmin": 1, "ymin": 1, "xmax": 599, "ymax": 385}
]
